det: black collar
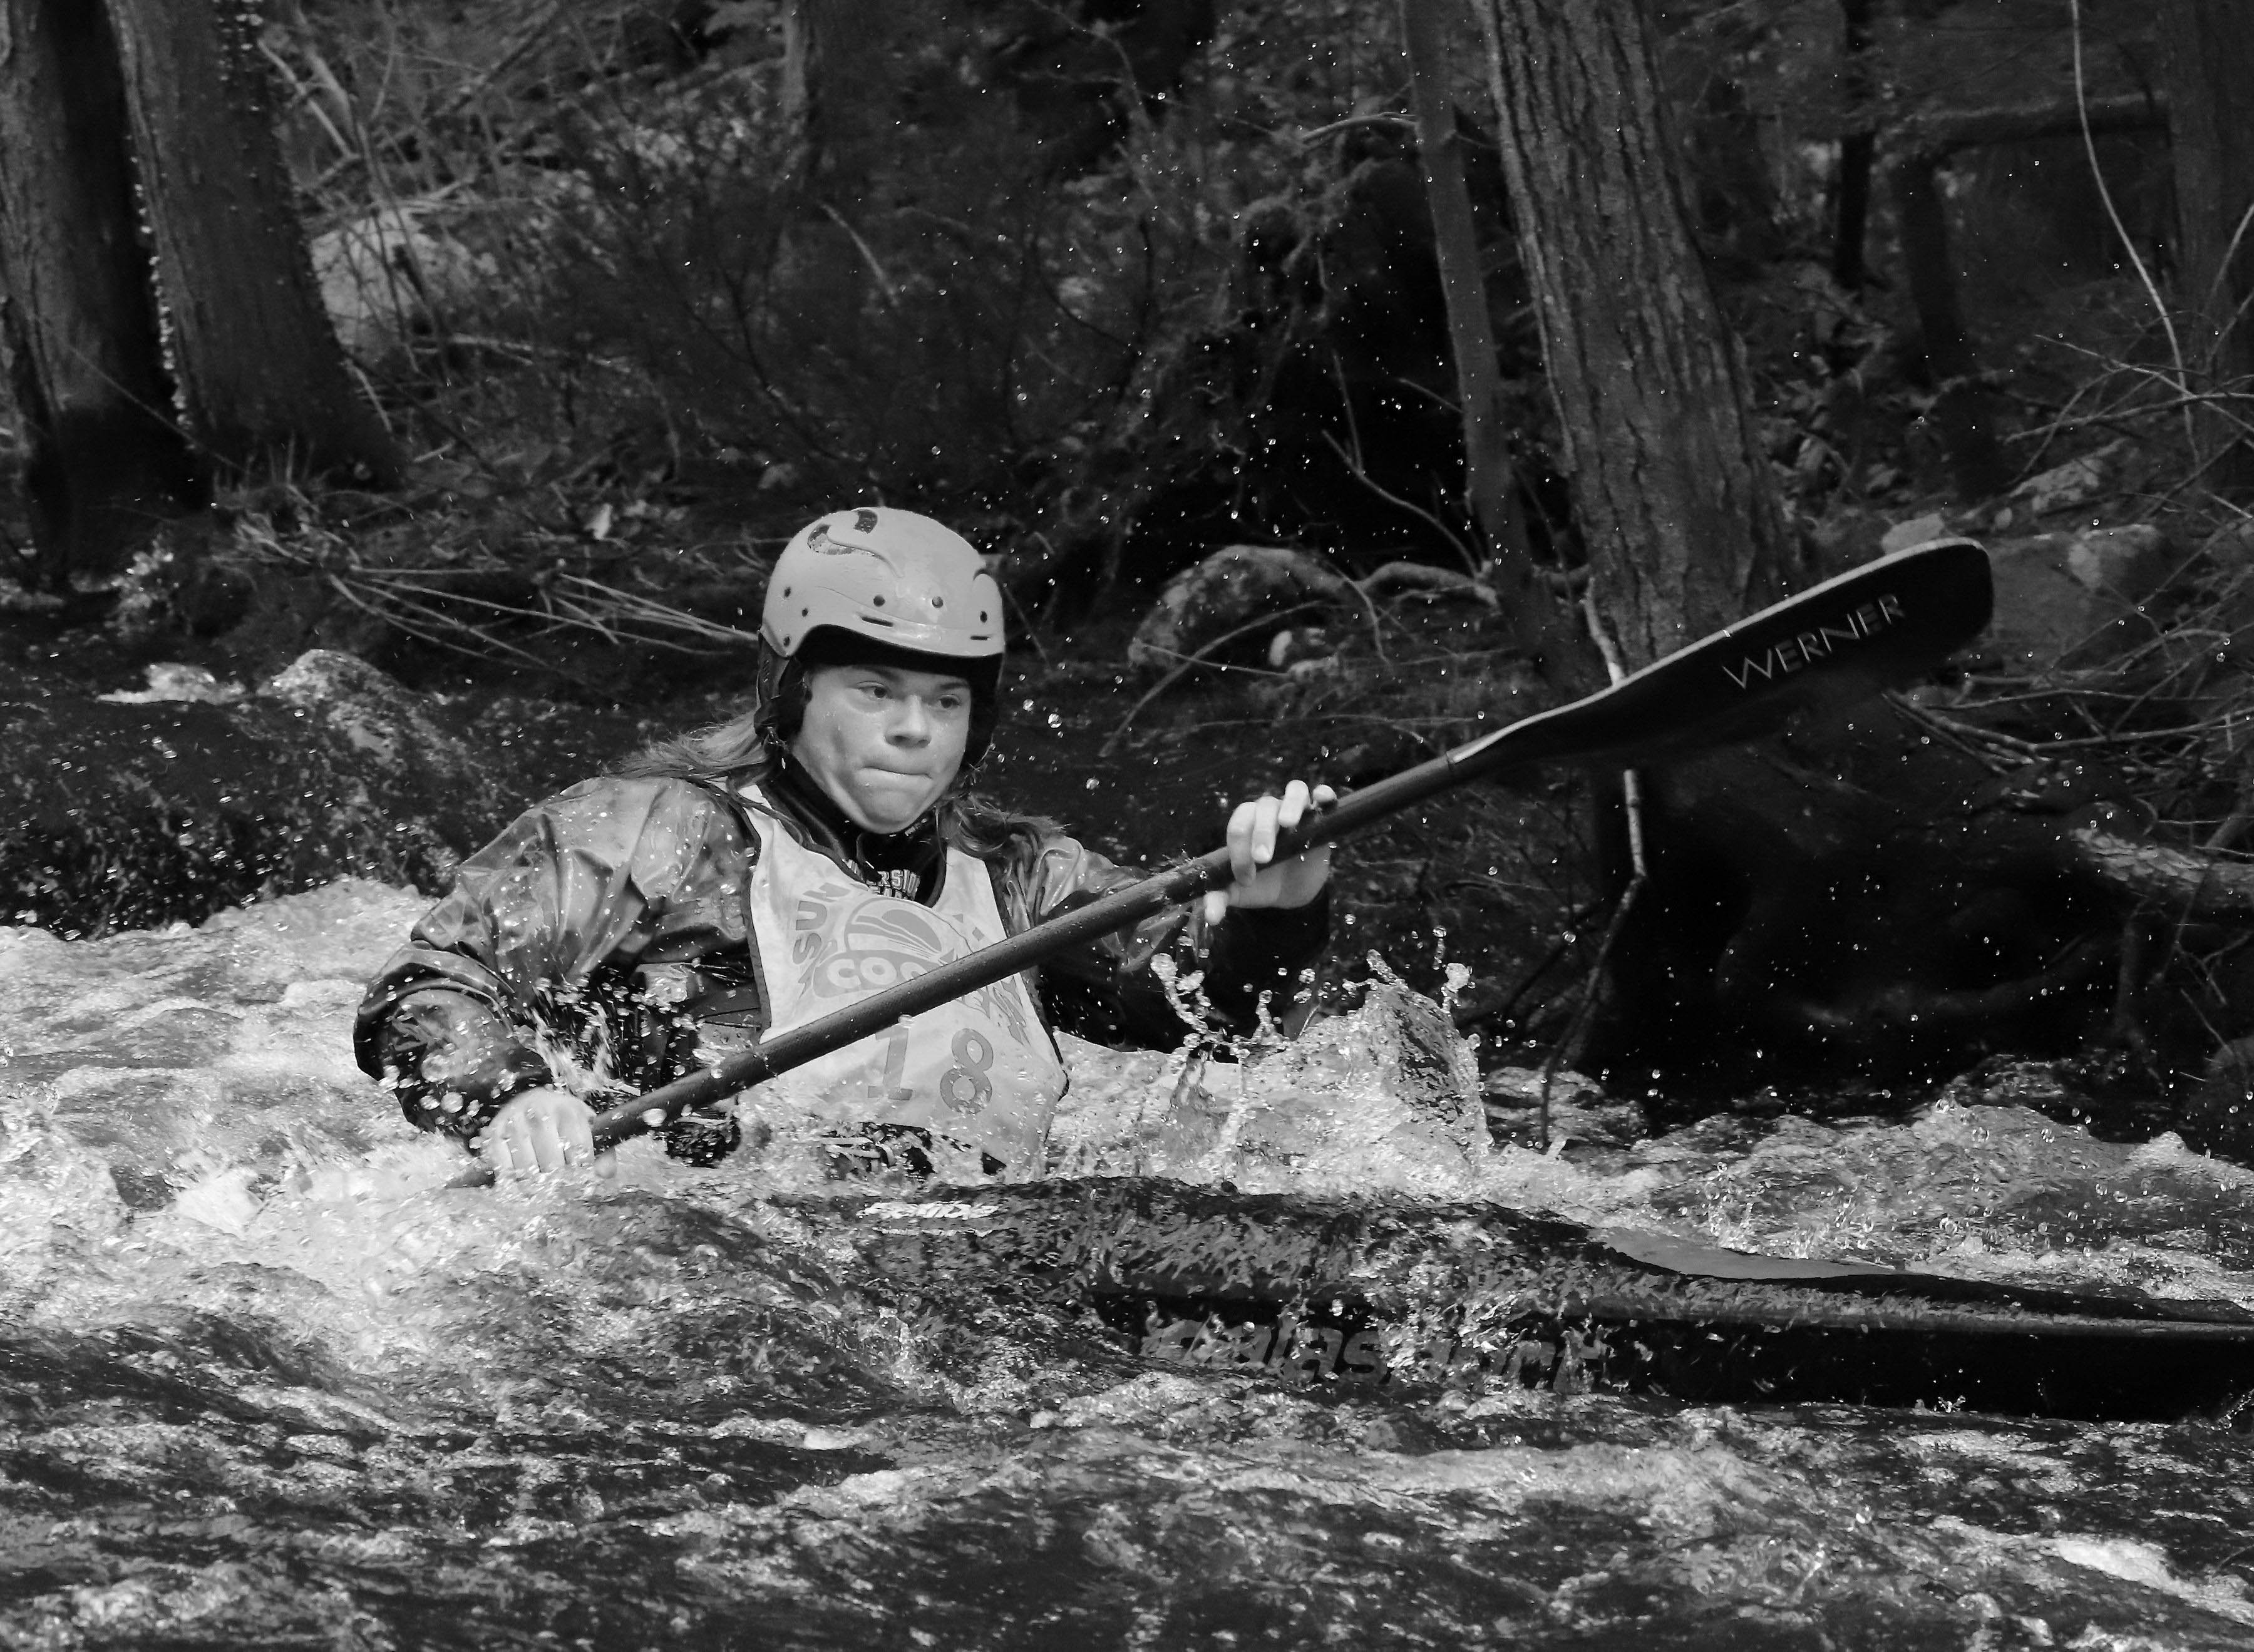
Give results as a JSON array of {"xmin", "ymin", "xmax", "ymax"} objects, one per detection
[{"xmin": 765, "ymin": 756, "xmax": 945, "ymax": 903}]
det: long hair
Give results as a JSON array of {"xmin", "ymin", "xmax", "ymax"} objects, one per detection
[{"xmin": 614, "ymin": 687, "xmax": 1061, "ymax": 903}]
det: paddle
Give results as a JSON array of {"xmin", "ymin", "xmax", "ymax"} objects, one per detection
[{"xmin": 464, "ymin": 536, "xmax": 1992, "ymax": 1177}]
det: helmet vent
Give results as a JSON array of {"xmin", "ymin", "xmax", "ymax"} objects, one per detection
[
  {"xmin": 872, "ymin": 595, "xmax": 885, "ymax": 607},
  {"xmin": 932, "ymin": 595, "xmax": 945, "ymax": 608}
]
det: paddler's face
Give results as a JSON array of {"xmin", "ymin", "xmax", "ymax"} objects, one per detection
[{"xmin": 793, "ymin": 662, "xmax": 973, "ymax": 833}]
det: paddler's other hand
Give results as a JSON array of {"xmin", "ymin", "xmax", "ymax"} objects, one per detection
[
  {"xmin": 1205, "ymin": 779, "xmax": 1335, "ymax": 924},
  {"xmin": 473, "ymin": 1087, "xmax": 617, "ymax": 1181}
]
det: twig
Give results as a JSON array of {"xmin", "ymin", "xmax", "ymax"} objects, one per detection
[
  {"xmin": 1099, "ymin": 601, "xmax": 1325, "ymax": 755},
  {"xmin": 424, "ymin": 333, "xmax": 602, "ymax": 365},
  {"xmin": 1538, "ymin": 585, "xmax": 1646, "ymax": 1150},
  {"xmin": 2005, "ymin": 390, "xmax": 2251, "ymax": 444},
  {"xmin": 1126, "ymin": 644, "xmax": 1294, "ymax": 680},
  {"xmin": 1322, "ymin": 347, "xmax": 1482, "ymax": 575},
  {"xmin": 308, "ymin": 1, "xmax": 567, "ymax": 192},
  {"xmin": 257, "ymin": 38, "xmax": 354, "ymax": 162},
  {"xmin": 819, "ymin": 204, "xmax": 902, "ymax": 309},
  {"xmin": 2071, "ymin": 0, "xmax": 2196, "ymax": 459},
  {"xmin": 1888, "ymin": 693, "xmax": 2045, "ymax": 758},
  {"xmin": 552, "ymin": 574, "xmax": 761, "ymax": 646},
  {"xmin": 322, "ymin": 573, "xmax": 554, "ymax": 675},
  {"xmin": 2044, "ymin": 340, "xmax": 2254, "ymax": 441},
  {"xmin": 1895, "ymin": 690, "xmax": 2243, "ymax": 756},
  {"xmin": 1295, "ymin": 112, "xmax": 1414, "ymax": 144},
  {"xmin": 995, "ymin": 545, "xmax": 1052, "ymax": 664},
  {"xmin": 1339, "ymin": 568, "xmax": 1392, "ymax": 666},
  {"xmin": 1476, "ymin": 898, "xmax": 1608, "ymax": 1030},
  {"xmin": 1319, "ymin": 428, "xmax": 1482, "ymax": 579}
]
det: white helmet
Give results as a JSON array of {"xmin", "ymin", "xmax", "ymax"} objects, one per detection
[
  {"xmin": 758, "ymin": 507, "xmax": 1007, "ymax": 766},
  {"xmin": 762, "ymin": 506, "xmax": 1004, "ymax": 662}
]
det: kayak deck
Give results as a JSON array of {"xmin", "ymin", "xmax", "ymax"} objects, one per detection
[{"xmin": 798, "ymin": 1179, "xmax": 2254, "ymax": 1423}]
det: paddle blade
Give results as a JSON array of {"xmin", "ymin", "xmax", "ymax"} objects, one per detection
[{"xmin": 1456, "ymin": 536, "xmax": 1993, "ymax": 779}]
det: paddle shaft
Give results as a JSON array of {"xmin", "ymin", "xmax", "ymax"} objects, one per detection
[{"xmin": 545, "ymin": 537, "xmax": 1994, "ymax": 1154}]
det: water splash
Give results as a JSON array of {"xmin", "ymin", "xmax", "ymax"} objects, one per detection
[{"xmin": 7, "ymin": 883, "xmax": 2254, "ymax": 1647}]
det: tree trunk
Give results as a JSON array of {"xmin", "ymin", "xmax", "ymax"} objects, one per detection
[
  {"xmin": 2156, "ymin": 0, "xmax": 2254, "ymax": 498},
  {"xmin": 1686, "ymin": 69, "xmax": 1783, "ymax": 272},
  {"xmin": 103, "ymin": 0, "xmax": 401, "ymax": 486},
  {"xmin": 780, "ymin": 0, "xmax": 893, "ymax": 199},
  {"xmin": 1399, "ymin": 0, "xmax": 1529, "ymax": 571},
  {"xmin": 1829, "ymin": 0, "xmax": 1874, "ymax": 290},
  {"xmin": 1890, "ymin": 154, "xmax": 2010, "ymax": 500},
  {"xmin": 1473, "ymin": 0, "xmax": 1793, "ymax": 668},
  {"xmin": 1877, "ymin": 91, "xmax": 2164, "ymax": 501},
  {"xmin": 0, "ymin": 0, "xmax": 202, "ymax": 589},
  {"xmin": 780, "ymin": 0, "xmax": 823, "ymax": 190}
]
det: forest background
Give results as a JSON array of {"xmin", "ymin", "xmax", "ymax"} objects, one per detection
[{"xmin": 4, "ymin": 0, "xmax": 2254, "ymax": 1144}]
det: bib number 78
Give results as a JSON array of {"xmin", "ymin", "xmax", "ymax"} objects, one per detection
[
  {"xmin": 939, "ymin": 1029, "xmax": 994, "ymax": 1115},
  {"xmin": 865, "ymin": 1024, "xmax": 997, "ymax": 1116}
]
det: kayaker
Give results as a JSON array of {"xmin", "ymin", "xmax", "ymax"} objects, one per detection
[{"xmin": 354, "ymin": 506, "xmax": 1332, "ymax": 1181}]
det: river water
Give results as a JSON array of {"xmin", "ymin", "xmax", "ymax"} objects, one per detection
[{"xmin": 6, "ymin": 881, "xmax": 2254, "ymax": 1649}]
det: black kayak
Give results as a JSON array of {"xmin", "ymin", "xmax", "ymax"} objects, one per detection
[{"xmin": 791, "ymin": 1179, "xmax": 2254, "ymax": 1424}]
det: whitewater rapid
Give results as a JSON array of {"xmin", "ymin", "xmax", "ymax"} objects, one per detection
[{"xmin": 4, "ymin": 881, "xmax": 2254, "ymax": 1649}]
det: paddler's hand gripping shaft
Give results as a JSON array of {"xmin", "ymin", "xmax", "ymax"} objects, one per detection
[{"xmin": 458, "ymin": 538, "xmax": 1991, "ymax": 1182}]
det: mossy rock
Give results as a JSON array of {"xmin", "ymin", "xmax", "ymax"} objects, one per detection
[{"xmin": 3, "ymin": 651, "xmax": 517, "ymax": 937}]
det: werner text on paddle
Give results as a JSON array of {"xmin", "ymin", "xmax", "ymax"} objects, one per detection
[{"xmin": 1722, "ymin": 592, "xmax": 1905, "ymax": 690}]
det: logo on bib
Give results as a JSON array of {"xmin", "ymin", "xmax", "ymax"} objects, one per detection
[
  {"xmin": 790, "ymin": 888, "xmax": 1033, "ymax": 1045},
  {"xmin": 801, "ymin": 896, "xmax": 949, "ymax": 997}
]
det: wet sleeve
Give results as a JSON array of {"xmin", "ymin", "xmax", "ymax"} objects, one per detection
[
  {"xmin": 1016, "ymin": 832, "xmax": 1329, "ymax": 1049},
  {"xmin": 353, "ymin": 777, "xmax": 733, "ymax": 1139}
]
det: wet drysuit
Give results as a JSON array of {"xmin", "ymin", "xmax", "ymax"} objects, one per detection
[{"xmin": 354, "ymin": 760, "xmax": 1327, "ymax": 1173}]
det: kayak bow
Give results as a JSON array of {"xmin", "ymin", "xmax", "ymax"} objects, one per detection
[{"xmin": 816, "ymin": 1179, "xmax": 2254, "ymax": 1423}]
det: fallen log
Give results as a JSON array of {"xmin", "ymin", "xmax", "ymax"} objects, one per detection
[
  {"xmin": 1890, "ymin": 91, "xmax": 2164, "ymax": 165},
  {"xmin": 2066, "ymin": 811, "xmax": 2254, "ymax": 921}
]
